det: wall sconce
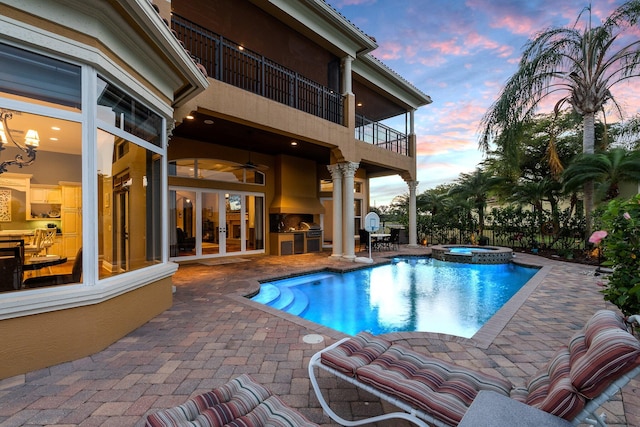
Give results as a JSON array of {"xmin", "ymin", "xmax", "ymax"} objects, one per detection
[{"xmin": 0, "ymin": 109, "xmax": 37, "ymax": 174}]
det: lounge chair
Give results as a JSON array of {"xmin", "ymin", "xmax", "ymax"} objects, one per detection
[
  {"xmin": 145, "ymin": 374, "xmax": 319, "ymax": 427},
  {"xmin": 308, "ymin": 310, "xmax": 640, "ymax": 427}
]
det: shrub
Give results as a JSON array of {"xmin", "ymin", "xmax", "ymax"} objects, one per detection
[{"xmin": 593, "ymin": 194, "xmax": 640, "ymax": 315}]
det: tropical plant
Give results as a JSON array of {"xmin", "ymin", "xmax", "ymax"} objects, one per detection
[
  {"xmin": 562, "ymin": 148, "xmax": 640, "ymax": 202},
  {"xmin": 480, "ymin": 0, "xmax": 640, "ymax": 239},
  {"xmin": 592, "ymin": 194, "xmax": 640, "ymax": 315},
  {"xmin": 447, "ymin": 168, "xmax": 502, "ymax": 236}
]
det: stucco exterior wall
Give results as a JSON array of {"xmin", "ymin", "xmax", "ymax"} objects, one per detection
[{"xmin": 0, "ymin": 278, "xmax": 173, "ymax": 380}]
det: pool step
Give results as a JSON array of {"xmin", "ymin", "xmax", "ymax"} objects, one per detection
[
  {"xmin": 284, "ymin": 287, "xmax": 309, "ymax": 316},
  {"xmin": 252, "ymin": 284, "xmax": 281, "ymax": 305},
  {"xmin": 252, "ymin": 283, "xmax": 310, "ymax": 316},
  {"xmin": 270, "ymin": 286, "xmax": 294, "ymax": 310}
]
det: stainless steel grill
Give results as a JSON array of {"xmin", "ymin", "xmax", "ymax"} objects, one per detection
[{"xmin": 306, "ymin": 229, "xmax": 322, "ymax": 238}]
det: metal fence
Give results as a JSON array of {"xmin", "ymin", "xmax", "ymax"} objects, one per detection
[
  {"xmin": 422, "ymin": 228, "xmax": 587, "ymax": 253},
  {"xmin": 172, "ymin": 15, "xmax": 343, "ymax": 125},
  {"xmin": 355, "ymin": 114, "xmax": 408, "ymax": 155}
]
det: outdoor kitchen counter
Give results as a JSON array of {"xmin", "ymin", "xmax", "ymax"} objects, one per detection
[{"xmin": 270, "ymin": 231, "xmax": 322, "ymax": 255}]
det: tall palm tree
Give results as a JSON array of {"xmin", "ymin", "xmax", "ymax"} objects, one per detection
[
  {"xmin": 480, "ymin": 0, "xmax": 640, "ymax": 238},
  {"xmin": 448, "ymin": 169, "xmax": 502, "ymax": 236},
  {"xmin": 562, "ymin": 148, "xmax": 640, "ymax": 202}
]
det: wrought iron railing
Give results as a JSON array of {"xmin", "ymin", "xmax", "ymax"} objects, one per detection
[
  {"xmin": 355, "ymin": 114, "xmax": 408, "ymax": 155},
  {"xmin": 172, "ymin": 15, "xmax": 343, "ymax": 125}
]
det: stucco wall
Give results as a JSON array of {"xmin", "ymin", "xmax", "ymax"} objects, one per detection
[{"xmin": 0, "ymin": 278, "xmax": 173, "ymax": 380}]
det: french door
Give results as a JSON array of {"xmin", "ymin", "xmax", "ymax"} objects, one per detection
[{"xmin": 170, "ymin": 188, "xmax": 264, "ymax": 259}]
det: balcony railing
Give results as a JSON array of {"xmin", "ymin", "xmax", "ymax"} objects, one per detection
[
  {"xmin": 355, "ymin": 114, "xmax": 409, "ymax": 155},
  {"xmin": 172, "ymin": 15, "xmax": 343, "ymax": 125}
]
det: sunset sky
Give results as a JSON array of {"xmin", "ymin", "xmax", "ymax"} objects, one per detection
[{"xmin": 331, "ymin": 0, "xmax": 640, "ymax": 206}]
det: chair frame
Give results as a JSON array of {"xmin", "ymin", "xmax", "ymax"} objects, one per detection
[
  {"xmin": 309, "ymin": 337, "xmax": 438, "ymax": 427},
  {"xmin": 308, "ymin": 333, "xmax": 640, "ymax": 427}
]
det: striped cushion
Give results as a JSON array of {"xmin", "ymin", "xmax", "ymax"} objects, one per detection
[
  {"xmin": 568, "ymin": 310, "xmax": 640, "ymax": 398},
  {"xmin": 513, "ymin": 348, "xmax": 585, "ymax": 420},
  {"xmin": 225, "ymin": 395, "xmax": 318, "ymax": 427},
  {"xmin": 356, "ymin": 345, "xmax": 513, "ymax": 425},
  {"xmin": 321, "ymin": 332, "xmax": 392, "ymax": 376},
  {"xmin": 145, "ymin": 374, "xmax": 318, "ymax": 427}
]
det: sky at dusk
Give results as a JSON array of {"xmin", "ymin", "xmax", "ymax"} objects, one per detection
[{"xmin": 330, "ymin": 0, "xmax": 640, "ymax": 206}]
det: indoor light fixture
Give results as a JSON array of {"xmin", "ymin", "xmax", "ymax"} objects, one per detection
[{"xmin": 0, "ymin": 109, "xmax": 37, "ymax": 174}]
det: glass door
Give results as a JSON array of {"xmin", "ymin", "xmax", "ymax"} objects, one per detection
[
  {"xmin": 170, "ymin": 188, "xmax": 264, "ymax": 259},
  {"xmin": 202, "ymin": 192, "xmax": 220, "ymax": 255},
  {"xmin": 225, "ymin": 193, "xmax": 242, "ymax": 254}
]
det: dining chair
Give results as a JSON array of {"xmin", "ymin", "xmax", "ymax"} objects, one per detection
[
  {"xmin": 23, "ymin": 247, "xmax": 82, "ymax": 289},
  {"xmin": 24, "ymin": 228, "xmax": 45, "ymax": 257},
  {"xmin": 39, "ymin": 228, "xmax": 57, "ymax": 255}
]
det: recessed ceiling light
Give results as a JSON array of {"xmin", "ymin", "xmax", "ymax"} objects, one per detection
[
  {"xmin": 185, "ymin": 115, "xmax": 195, "ymax": 120},
  {"xmin": 204, "ymin": 119, "xmax": 214, "ymax": 125},
  {"xmin": 51, "ymin": 126, "xmax": 61, "ymax": 131},
  {"xmin": 50, "ymin": 137, "xmax": 58, "ymax": 141},
  {"xmin": 291, "ymin": 141, "xmax": 298, "ymax": 146}
]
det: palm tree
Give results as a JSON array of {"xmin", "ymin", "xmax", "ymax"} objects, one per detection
[
  {"xmin": 562, "ymin": 148, "xmax": 640, "ymax": 202},
  {"xmin": 448, "ymin": 169, "xmax": 502, "ymax": 236},
  {"xmin": 480, "ymin": 1, "xmax": 640, "ymax": 238}
]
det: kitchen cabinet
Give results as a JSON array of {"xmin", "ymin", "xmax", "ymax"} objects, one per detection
[
  {"xmin": 30, "ymin": 185, "xmax": 62, "ymax": 204},
  {"xmin": 61, "ymin": 183, "xmax": 82, "ymax": 259},
  {"xmin": 29, "ymin": 184, "xmax": 62, "ymax": 220}
]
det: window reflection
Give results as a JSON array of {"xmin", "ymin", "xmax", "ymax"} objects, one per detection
[
  {"xmin": 96, "ymin": 77, "xmax": 162, "ymax": 146},
  {"xmin": 98, "ymin": 131, "xmax": 162, "ymax": 278}
]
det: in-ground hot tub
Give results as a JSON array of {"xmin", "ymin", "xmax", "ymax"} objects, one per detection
[{"xmin": 431, "ymin": 244, "xmax": 513, "ymax": 264}]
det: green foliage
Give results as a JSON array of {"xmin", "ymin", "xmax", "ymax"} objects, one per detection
[{"xmin": 595, "ymin": 194, "xmax": 640, "ymax": 315}]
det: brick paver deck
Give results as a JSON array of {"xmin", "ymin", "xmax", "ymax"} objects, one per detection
[{"xmin": 0, "ymin": 246, "xmax": 638, "ymax": 426}]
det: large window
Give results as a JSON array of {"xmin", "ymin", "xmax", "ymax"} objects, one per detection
[
  {"xmin": 0, "ymin": 43, "xmax": 83, "ymax": 292},
  {"xmin": 169, "ymin": 158, "xmax": 265, "ymax": 185},
  {"xmin": 0, "ymin": 42, "xmax": 168, "ymax": 292},
  {"xmin": 97, "ymin": 78, "xmax": 165, "ymax": 278}
]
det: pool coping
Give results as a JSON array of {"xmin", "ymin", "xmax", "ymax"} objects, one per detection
[{"xmin": 228, "ymin": 255, "xmax": 550, "ymax": 349}]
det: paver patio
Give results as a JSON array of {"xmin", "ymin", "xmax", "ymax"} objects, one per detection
[{"xmin": 0, "ymin": 246, "xmax": 638, "ymax": 426}]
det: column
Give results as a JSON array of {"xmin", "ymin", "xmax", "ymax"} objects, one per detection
[
  {"xmin": 327, "ymin": 164, "xmax": 343, "ymax": 258},
  {"xmin": 407, "ymin": 180, "xmax": 419, "ymax": 248},
  {"xmin": 340, "ymin": 162, "xmax": 359, "ymax": 261},
  {"xmin": 341, "ymin": 56, "xmax": 354, "ymax": 95}
]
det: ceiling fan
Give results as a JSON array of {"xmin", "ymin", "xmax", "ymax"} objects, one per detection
[{"xmin": 233, "ymin": 148, "xmax": 269, "ymax": 171}]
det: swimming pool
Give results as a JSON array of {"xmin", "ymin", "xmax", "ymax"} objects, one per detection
[{"xmin": 250, "ymin": 257, "xmax": 539, "ymax": 338}]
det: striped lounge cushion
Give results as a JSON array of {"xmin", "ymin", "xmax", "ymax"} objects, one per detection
[
  {"xmin": 511, "ymin": 348, "xmax": 585, "ymax": 420},
  {"xmin": 568, "ymin": 310, "xmax": 640, "ymax": 399},
  {"xmin": 321, "ymin": 332, "xmax": 392, "ymax": 376},
  {"xmin": 512, "ymin": 310, "xmax": 640, "ymax": 421},
  {"xmin": 356, "ymin": 344, "xmax": 513, "ymax": 426},
  {"xmin": 145, "ymin": 374, "xmax": 318, "ymax": 427}
]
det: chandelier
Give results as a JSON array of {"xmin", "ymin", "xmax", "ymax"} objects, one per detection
[{"xmin": 0, "ymin": 109, "xmax": 38, "ymax": 174}]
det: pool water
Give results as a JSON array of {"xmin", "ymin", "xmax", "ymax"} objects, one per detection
[
  {"xmin": 251, "ymin": 257, "xmax": 539, "ymax": 338},
  {"xmin": 448, "ymin": 247, "xmax": 496, "ymax": 254}
]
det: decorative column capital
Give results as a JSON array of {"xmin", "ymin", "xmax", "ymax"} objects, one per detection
[
  {"xmin": 327, "ymin": 164, "xmax": 342, "ymax": 180},
  {"xmin": 339, "ymin": 161, "xmax": 359, "ymax": 178},
  {"xmin": 406, "ymin": 180, "xmax": 419, "ymax": 192}
]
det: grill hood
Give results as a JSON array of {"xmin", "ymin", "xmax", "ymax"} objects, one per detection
[
  {"xmin": 269, "ymin": 195, "xmax": 325, "ymax": 214},
  {"xmin": 269, "ymin": 155, "xmax": 325, "ymax": 214}
]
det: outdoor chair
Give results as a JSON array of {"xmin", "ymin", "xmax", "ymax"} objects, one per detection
[
  {"xmin": 145, "ymin": 374, "xmax": 319, "ymax": 427},
  {"xmin": 308, "ymin": 309, "xmax": 640, "ymax": 427}
]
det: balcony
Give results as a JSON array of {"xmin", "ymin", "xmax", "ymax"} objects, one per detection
[
  {"xmin": 355, "ymin": 114, "xmax": 409, "ymax": 155},
  {"xmin": 172, "ymin": 15, "xmax": 409, "ymax": 156},
  {"xmin": 172, "ymin": 15, "xmax": 343, "ymax": 125}
]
